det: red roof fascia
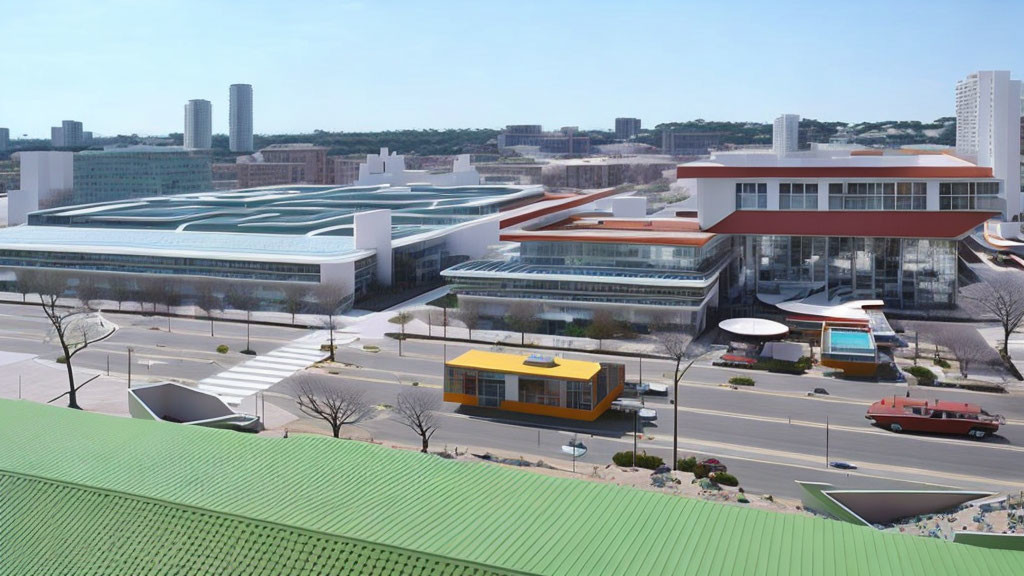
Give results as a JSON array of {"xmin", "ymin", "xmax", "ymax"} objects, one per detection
[
  {"xmin": 676, "ymin": 166, "xmax": 994, "ymax": 179},
  {"xmin": 499, "ymin": 188, "xmax": 621, "ymax": 229},
  {"xmin": 706, "ymin": 211, "xmax": 997, "ymax": 239}
]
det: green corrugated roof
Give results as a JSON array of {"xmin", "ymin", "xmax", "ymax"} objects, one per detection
[{"xmin": 1, "ymin": 399, "xmax": 1023, "ymax": 576}]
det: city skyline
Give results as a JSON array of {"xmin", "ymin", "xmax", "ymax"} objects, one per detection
[{"xmin": 4, "ymin": 0, "xmax": 1024, "ymax": 138}]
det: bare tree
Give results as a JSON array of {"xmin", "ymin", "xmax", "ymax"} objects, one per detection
[
  {"xmin": 15, "ymin": 268, "xmax": 43, "ymax": 304},
  {"xmin": 34, "ymin": 271, "xmax": 112, "ymax": 410},
  {"xmin": 585, "ymin": 309, "xmax": 619, "ymax": 350},
  {"xmin": 193, "ymin": 279, "xmax": 221, "ymax": 337},
  {"xmin": 74, "ymin": 274, "xmax": 103, "ymax": 311},
  {"xmin": 107, "ymin": 275, "xmax": 133, "ymax": 312},
  {"xmin": 651, "ymin": 325, "xmax": 703, "ymax": 471},
  {"xmin": 311, "ymin": 283, "xmax": 348, "ymax": 362},
  {"xmin": 934, "ymin": 327, "xmax": 995, "ymax": 379},
  {"xmin": 226, "ymin": 283, "xmax": 261, "ymax": 353},
  {"xmin": 291, "ymin": 374, "xmax": 372, "ymax": 438},
  {"xmin": 156, "ymin": 280, "xmax": 181, "ymax": 332},
  {"xmin": 453, "ymin": 300, "xmax": 482, "ymax": 341},
  {"xmin": 504, "ymin": 300, "xmax": 540, "ymax": 346},
  {"xmin": 136, "ymin": 276, "xmax": 164, "ymax": 313},
  {"xmin": 389, "ymin": 310, "xmax": 414, "ymax": 356},
  {"xmin": 393, "ymin": 388, "xmax": 442, "ymax": 452},
  {"xmin": 963, "ymin": 274, "xmax": 1024, "ymax": 359},
  {"xmin": 281, "ymin": 283, "xmax": 311, "ymax": 325}
]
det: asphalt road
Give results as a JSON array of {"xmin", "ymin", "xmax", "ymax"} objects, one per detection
[
  {"xmin": 263, "ymin": 335, "xmax": 1024, "ymax": 500},
  {"xmin": 3, "ymin": 300, "xmax": 1023, "ymax": 500},
  {"xmin": 0, "ymin": 302, "xmax": 311, "ymax": 384}
]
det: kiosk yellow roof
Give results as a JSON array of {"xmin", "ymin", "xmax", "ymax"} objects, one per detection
[{"xmin": 446, "ymin": 349, "xmax": 601, "ymax": 380}]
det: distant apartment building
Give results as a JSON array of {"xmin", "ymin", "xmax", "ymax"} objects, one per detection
[
  {"xmin": 497, "ymin": 125, "xmax": 543, "ymax": 148},
  {"xmin": 236, "ymin": 162, "xmax": 306, "ymax": 188},
  {"xmin": 184, "ymin": 99, "xmax": 213, "ymax": 150},
  {"xmin": 615, "ymin": 117, "xmax": 641, "ymax": 140},
  {"xmin": 72, "ymin": 145, "xmax": 213, "ymax": 204},
  {"xmin": 260, "ymin": 143, "xmax": 327, "ymax": 184},
  {"xmin": 50, "ymin": 120, "xmax": 85, "ymax": 148},
  {"xmin": 662, "ymin": 130, "xmax": 720, "ymax": 156},
  {"xmin": 474, "ymin": 162, "xmax": 544, "ymax": 185},
  {"xmin": 211, "ymin": 163, "xmax": 239, "ymax": 190},
  {"xmin": 229, "ymin": 84, "xmax": 254, "ymax": 153},
  {"xmin": 956, "ymin": 71, "xmax": 1022, "ymax": 214},
  {"xmin": 0, "ymin": 128, "xmax": 8, "ymax": 152},
  {"xmin": 773, "ymin": 114, "xmax": 800, "ymax": 156},
  {"xmin": 332, "ymin": 157, "xmax": 361, "ymax": 186},
  {"xmin": 565, "ymin": 162, "xmax": 627, "ymax": 189},
  {"xmin": 497, "ymin": 124, "xmax": 590, "ymax": 155}
]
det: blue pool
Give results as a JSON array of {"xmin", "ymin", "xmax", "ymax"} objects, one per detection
[{"xmin": 829, "ymin": 330, "xmax": 874, "ymax": 352}]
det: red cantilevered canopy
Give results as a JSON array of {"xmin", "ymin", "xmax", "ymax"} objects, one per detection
[{"xmin": 706, "ymin": 211, "xmax": 997, "ymax": 239}]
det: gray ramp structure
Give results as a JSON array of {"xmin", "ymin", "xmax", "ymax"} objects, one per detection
[{"xmin": 129, "ymin": 382, "xmax": 261, "ymax": 431}]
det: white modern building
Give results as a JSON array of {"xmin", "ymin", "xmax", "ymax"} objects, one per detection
[
  {"xmin": 773, "ymin": 114, "xmax": 799, "ymax": 156},
  {"xmin": 6, "ymin": 151, "xmax": 74, "ymax": 226},
  {"xmin": 355, "ymin": 148, "xmax": 481, "ymax": 186},
  {"xmin": 229, "ymin": 84, "xmax": 253, "ymax": 153},
  {"xmin": 956, "ymin": 70, "xmax": 1022, "ymax": 217},
  {"xmin": 184, "ymin": 99, "xmax": 212, "ymax": 150}
]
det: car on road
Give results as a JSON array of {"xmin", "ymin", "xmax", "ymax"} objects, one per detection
[
  {"xmin": 829, "ymin": 461, "xmax": 857, "ymax": 470},
  {"xmin": 807, "ymin": 387, "xmax": 830, "ymax": 396},
  {"xmin": 865, "ymin": 396, "xmax": 1004, "ymax": 439},
  {"xmin": 699, "ymin": 458, "xmax": 727, "ymax": 473}
]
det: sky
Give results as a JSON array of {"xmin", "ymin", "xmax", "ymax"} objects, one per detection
[{"xmin": 3, "ymin": 0, "xmax": 1024, "ymax": 138}]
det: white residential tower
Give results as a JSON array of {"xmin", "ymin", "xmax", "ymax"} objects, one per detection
[
  {"xmin": 229, "ymin": 84, "xmax": 253, "ymax": 153},
  {"xmin": 184, "ymin": 99, "xmax": 212, "ymax": 150}
]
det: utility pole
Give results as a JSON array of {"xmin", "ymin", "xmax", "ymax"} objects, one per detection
[
  {"xmin": 127, "ymin": 347, "xmax": 134, "ymax": 388},
  {"xmin": 825, "ymin": 416, "xmax": 830, "ymax": 467}
]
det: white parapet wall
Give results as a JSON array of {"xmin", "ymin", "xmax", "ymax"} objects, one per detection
[{"xmin": 354, "ymin": 209, "xmax": 392, "ymax": 286}]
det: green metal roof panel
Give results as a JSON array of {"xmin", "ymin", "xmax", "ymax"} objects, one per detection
[
  {"xmin": 0, "ymin": 473, "xmax": 514, "ymax": 576},
  {"xmin": 1, "ymin": 399, "xmax": 1023, "ymax": 576}
]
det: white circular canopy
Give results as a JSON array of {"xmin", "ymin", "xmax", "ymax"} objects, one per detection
[{"xmin": 718, "ymin": 317, "xmax": 789, "ymax": 338}]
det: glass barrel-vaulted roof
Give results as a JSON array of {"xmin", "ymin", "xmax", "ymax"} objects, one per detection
[{"xmin": 27, "ymin": 184, "xmax": 545, "ymax": 239}]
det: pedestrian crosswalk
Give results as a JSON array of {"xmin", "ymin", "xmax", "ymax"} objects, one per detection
[{"xmin": 198, "ymin": 332, "xmax": 330, "ymax": 406}]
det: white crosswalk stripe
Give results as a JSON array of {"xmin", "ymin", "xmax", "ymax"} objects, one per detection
[{"xmin": 197, "ymin": 331, "xmax": 331, "ymax": 405}]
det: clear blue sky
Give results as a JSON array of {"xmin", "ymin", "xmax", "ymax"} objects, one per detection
[{"xmin": 3, "ymin": 0, "xmax": 1024, "ymax": 138}]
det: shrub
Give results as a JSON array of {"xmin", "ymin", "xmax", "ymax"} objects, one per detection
[
  {"xmin": 933, "ymin": 357, "xmax": 951, "ymax": 369},
  {"xmin": 216, "ymin": 344, "xmax": 229, "ymax": 354},
  {"xmin": 712, "ymin": 472, "xmax": 739, "ymax": 487},
  {"xmin": 677, "ymin": 456, "xmax": 697, "ymax": 473},
  {"xmin": 906, "ymin": 365, "xmax": 936, "ymax": 385},
  {"xmin": 56, "ymin": 355, "xmax": 67, "ymax": 364},
  {"xmin": 612, "ymin": 450, "xmax": 663, "ymax": 470},
  {"xmin": 729, "ymin": 376, "xmax": 756, "ymax": 387},
  {"xmin": 692, "ymin": 464, "xmax": 711, "ymax": 479},
  {"xmin": 612, "ymin": 451, "xmax": 634, "ymax": 467},
  {"xmin": 752, "ymin": 358, "xmax": 808, "ymax": 375}
]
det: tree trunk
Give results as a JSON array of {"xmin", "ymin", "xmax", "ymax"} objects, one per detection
[
  {"xmin": 421, "ymin": 435, "xmax": 429, "ymax": 453},
  {"xmin": 1004, "ymin": 328, "xmax": 1011, "ymax": 360},
  {"xmin": 63, "ymin": 345, "xmax": 80, "ymax": 410},
  {"xmin": 521, "ymin": 332, "xmax": 525, "ymax": 346},
  {"xmin": 331, "ymin": 423, "xmax": 341, "ymax": 438},
  {"xmin": 329, "ymin": 316, "xmax": 336, "ymax": 362}
]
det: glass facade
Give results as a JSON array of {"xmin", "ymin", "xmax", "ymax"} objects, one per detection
[
  {"xmin": 735, "ymin": 183, "xmax": 767, "ymax": 210},
  {"xmin": 939, "ymin": 181, "xmax": 1001, "ymax": 210},
  {"xmin": 751, "ymin": 235, "xmax": 957, "ymax": 308},
  {"xmin": 827, "ymin": 182, "xmax": 927, "ymax": 210},
  {"xmin": 779, "ymin": 183, "xmax": 818, "ymax": 210},
  {"xmin": 0, "ymin": 249, "xmax": 321, "ymax": 283},
  {"xmin": 72, "ymin": 148, "xmax": 213, "ymax": 206},
  {"xmin": 519, "ymin": 236, "xmax": 732, "ymax": 273}
]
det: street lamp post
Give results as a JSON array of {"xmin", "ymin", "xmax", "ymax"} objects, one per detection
[{"xmin": 127, "ymin": 347, "xmax": 134, "ymax": 388}]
